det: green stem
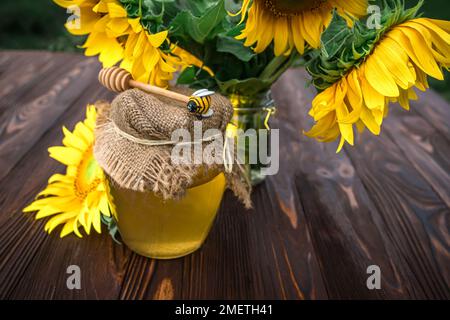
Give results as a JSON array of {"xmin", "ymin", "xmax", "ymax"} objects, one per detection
[
  {"xmin": 259, "ymin": 52, "xmax": 297, "ymax": 81},
  {"xmin": 259, "ymin": 55, "xmax": 287, "ymax": 79}
]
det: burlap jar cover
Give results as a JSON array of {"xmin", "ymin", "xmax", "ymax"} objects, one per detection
[{"xmin": 94, "ymin": 88, "xmax": 251, "ymax": 208}]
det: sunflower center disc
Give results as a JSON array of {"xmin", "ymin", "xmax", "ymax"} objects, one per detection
[
  {"xmin": 75, "ymin": 147, "xmax": 101, "ymax": 199},
  {"xmin": 263, "ymin": 0, "xmax": 328, "ymax": 16}
]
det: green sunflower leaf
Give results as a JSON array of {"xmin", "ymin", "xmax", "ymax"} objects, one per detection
[
  {"xmin": 170, "ymin": 0, "xmax": 226, "ymax": 44},
  {"xmin": 176, "ymin": 66, "xmax": 196, "ymax": 84},
  {"xmin": 320, "ymin": 11, "xmax": 352, "ymax": 59},
  {"xmin": 101, "ymin": 214, "xmax": 121, "ymax": 244},
  {"xmin": 217, "ymin": 77, "xmax": 272, "ymax": 96},
  {"xmin": 217, "ymin": 36, "xmax": 255, "ymax": 62}
]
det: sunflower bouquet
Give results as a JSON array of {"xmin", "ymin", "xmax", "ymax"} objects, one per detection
[
  {"xmin": 54, "ymin": 0, "xmax": 366, "ymax": 91},
  {"xmin": 24, "ymin": 0, "xmax": 449, "ymax": 253}
]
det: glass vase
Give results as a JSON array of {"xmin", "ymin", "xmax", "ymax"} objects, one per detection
[
  {"xmin": 228, "ymin": 90, "xmax": 276, "ymax": 185},
  {"xmin": 108, "ymin": 171, "xmax": 226, "ymax": 259}
]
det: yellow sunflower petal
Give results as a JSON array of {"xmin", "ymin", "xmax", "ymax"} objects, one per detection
[
  {"xmin": 72, "ymin": 218, "xmax": 83, "ymax": 238},
  {"xmin": 360, "ymin": 108, "xmax": 381, "ymax": 136},
  {"xmin": 147, "ymin": 30, "xmax": 168, "ymax": 48},
  {"xmin": 62, "ymin": 126, "xmax": 88, "ymax": 151},
  {"xmin": 364, "ymin": 52, "xmax": 400, "ymax": 97},
  {"xmin": 45, "ymin": 211, "xmax": 79, "ymax": 234},
  {"xmin": 273, "ymin": 19, "xmax": 290, "ymax": 56},
  {"xmin": 48, "ymin": 146, "xmax": 83, "ymax": 166},
  {"xmin": 376, "ymin": 39, "xmax": 416, "ymax": 89},
  {"xmin": 106, "ymin": 2, "xmax": 127, "ymax": 18},
  {"xmin": 92, "ymin": 207, "xmax": 102, "ymax": 234},
  {"xmin": 301, "ymin": 10, "xmax": 323, "ymax": 49},
  {"xmin": 389, "ymin": 28, "xmax": 443, "ymax": 80},
  {"xmin": 60, "ymin": 219, "xmax": 77, "ymax": 238}
]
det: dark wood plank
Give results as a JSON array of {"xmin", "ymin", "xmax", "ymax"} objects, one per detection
[
  {"xmin": 0, "ymin": 56, "xmax": 130, "ymax": 298},
  {"xmin": 383, "ymin": 104, "xmax": 450, "ymax": 208},
  {"xmin": 118, "ymin": 254, "xmax": 158, "ymax": 299},
  {"xmin": 0, "ymin": 51, "xmax": 57, "ymax": 106},
  {"xmin": 342, "ymin": 122, "xmax": 450, "ymax": 298},
  {"xmin": 0, "ymin": 52, "xmax": 78, "ymax": 113},
  {"xmin": 9, "ymin": 233, "xmax": 130, "ymax": 299},
  {"xmin": 413, "ymin": 90, "xmax": 450, "ymax": 140},
  {"xmin": 272, "ymin": 69, "xmax": 425, "ymax": 299},
  {"xmin": 175, "ymin": 185, "xmax": 326, "ymax": 299},
  {"xmin": 0, "ymin": 51, "xmax": 14, "ymax": 69},
  {"xmin": 0, "ymin": 55, "xmax": 99, "ymax": 181}
]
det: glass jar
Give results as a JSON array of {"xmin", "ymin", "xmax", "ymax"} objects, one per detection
[
  {"xmin": 228, "ymin": 90, "xmax": 276, "ymax": 185},
  {"xmin": 109, "ymin": 170, "xmax": 226, "ymax": 259}
]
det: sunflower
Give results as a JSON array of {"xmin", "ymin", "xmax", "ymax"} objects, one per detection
[
  {"xmin": 54, "ymin": 0, "xmax": 209, "ymax": 87},
  {"xmin": 23, "ymin": 106, "xmax": 116, "ymax": 238},
  {"xmin": 305, "ymin": 1, "xmax": 450, "ymax": 152},
  {"xmin": 233, "ymin": 0, "xmax": 368, "ymax": 55}
]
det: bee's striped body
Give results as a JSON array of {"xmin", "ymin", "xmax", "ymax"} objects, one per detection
[
  {"xmin": 188, "ymin": 95, "xmax": 212, "ymax": 115},
  {"xmin": 187, "ymin": 89, "xmax": 215, "ymax": 119}
]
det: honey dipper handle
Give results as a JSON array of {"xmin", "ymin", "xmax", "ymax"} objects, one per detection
[{"xmin": 129, "ymin": 80, "xmax": 190, "ymax": 104}]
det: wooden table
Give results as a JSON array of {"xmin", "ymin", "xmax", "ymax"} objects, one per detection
[{"xmin": 0, "ymin": 51, "xmax": 449, "ymax": 300}]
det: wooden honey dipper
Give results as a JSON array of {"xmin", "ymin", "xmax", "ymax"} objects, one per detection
[
  {"xmin": 99, "ymin": 67, "xmax": 215, "ymax": 118},
  {"xmin": 99, "ymin": 66, "xmax": 190, "ymax": 104}
]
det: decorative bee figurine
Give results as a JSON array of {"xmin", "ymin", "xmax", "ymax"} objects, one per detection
[
  {"xmin": 187, "ymin": 89, "xmax": 215, "ymax": 119},
  {"xmin": 99, "ymin": 67, "xmax": 215, "ymax": 120}
]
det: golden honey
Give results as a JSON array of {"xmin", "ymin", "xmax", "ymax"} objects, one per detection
[{"xmin": 109, "ymin": 172, "xmax": 226, "ymax": 259}]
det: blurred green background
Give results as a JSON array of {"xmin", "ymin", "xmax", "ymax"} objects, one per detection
[{"xmin": 0, "ymin": 0, "xmax": 448, "ymax": 99}]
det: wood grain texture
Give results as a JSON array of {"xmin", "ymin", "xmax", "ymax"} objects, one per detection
[
  {"xmin": 0, "ymin": 51, "xmax": 61, "ymax": 111},
  {"xmin": 343, "ymin": 121, "xmax": 450, "ymax": 298},
  {"xmin": 0, "ymin": 51, "xmax": 56, "ymax": 103},
  {"xmin": 0, "ymin": 80, "xmax": 124, "ymax": 299},
  {"xmin": 0, "ymin": 52, "xmax": 100, "ymax": 181},
  {"xmin": 413, "ymin": 90, "xmax": 450, "ymax": 140},
  {"xmin": 384, "ymin": 104, "xmax": 450, "ymax": 208},
  {"xmin": 272, "ymin": 70, "xmax": 448, "ymax": 299},
  {"xmin": 0, "ymin": 52, "xmax": 449, "ymax": 300}
]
